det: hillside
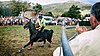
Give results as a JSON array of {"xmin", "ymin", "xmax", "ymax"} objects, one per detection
[{"xmin": 42, "ymin": 1, "xmax": 92, "ymax": 16}]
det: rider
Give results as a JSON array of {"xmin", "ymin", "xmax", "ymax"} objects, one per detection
[
  {"xmin": 36, "ymin": 15, "xmax": 46, "ymax": 32},
  {"xmin": 35, "ymin": 15, "xmax": 46, "ymax": 42}
]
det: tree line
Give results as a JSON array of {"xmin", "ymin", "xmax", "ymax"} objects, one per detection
[
  {"xmin": 0, "ymin": 0, "xmax": 29, "ymax": 17},
  {"xmin": 0, "ymin": 0, "xmax": 89, "ymax": 20},
  {"xmin": 0, "ymin": 0, "xmax": 43, "ymax": 17}
]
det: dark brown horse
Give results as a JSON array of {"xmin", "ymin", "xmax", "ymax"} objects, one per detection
[{"xmin": 19, "ymin": 20, "xmax": 54, "ymax": 53}]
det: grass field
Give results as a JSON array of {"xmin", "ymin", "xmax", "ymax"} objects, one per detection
[{"xmin": 0, "ymin": 25, "xmax": 76, "ymax": 56}]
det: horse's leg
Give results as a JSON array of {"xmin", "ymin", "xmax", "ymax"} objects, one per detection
[
  {"xmin": 48, "ymin": 42, "xmax": 51, "ymax": 47},
  {"xmin": 44, "ymin": 39, "xmax": 46, "ymax": 45},
  {"xmin": 42, "ymin": 39, "xmax": 46, "ymax": 47},
  {"xmin": 23, "ymin": 41, "xmax": 33, "ymax": 48},
  {"xmin": 31, "ymin": 42, "xmax": 33, "ymax": 47},
  {"xmin": 47, "ymin": 39, "xmax": 52, "ymax": 47},
  {"xmin": 28, "ymin": 42, "xmax": 33, "ymax": 50},
  {"xmin": 28, "ymin": 35, "xmax": 33, "ymax": 50},
  {"xmin": 19, "ymin": 41, "xmax": 33, "ymax": 53},
  {"xmin": 38, "ymin": 39, "xmax": 46, "ymax": 47}
]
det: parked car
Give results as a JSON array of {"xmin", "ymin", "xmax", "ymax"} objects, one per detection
[
  {"xmin": 43, "ymin": 16, "xmax": 57, "ymax": 25},
  {"xmin": 83, "ymin": 17, "xmax": 90, "ymax": 21}
]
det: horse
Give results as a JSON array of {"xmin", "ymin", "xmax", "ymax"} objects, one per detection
[{"xmin": 19, "ymin": 20, "xmax": 54, "ymax": 53}]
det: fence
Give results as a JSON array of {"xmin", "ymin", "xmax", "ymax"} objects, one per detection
[{"xmin": 61, "ymin": 26, "xmax": 74, "ymax": 56}]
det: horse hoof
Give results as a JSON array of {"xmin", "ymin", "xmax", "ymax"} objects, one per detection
[
  {"xmin": 18, "ymin": 50, "xmax": 21, "ymax": 53},
  {"xmin": 18, "ymin": 48, "xmax": 24, "ymax": 53}
]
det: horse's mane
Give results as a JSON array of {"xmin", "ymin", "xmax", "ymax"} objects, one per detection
[{"xmin": 29, "ymin": 21, "xmax": 37, "ymax": 34}]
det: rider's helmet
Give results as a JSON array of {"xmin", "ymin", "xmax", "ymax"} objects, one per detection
[{"xmin": 38, "ymin": 16, "xmax": 43, "ymax": 19}]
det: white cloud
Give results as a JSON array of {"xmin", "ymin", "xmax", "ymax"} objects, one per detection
[
  {"xmin": 0, "ymin": 0, "xmax": 10, "ymax": 1},
  {"xmin": 28, "ymin": 0, "xmax": 100, "ymax": 5},
  {"xmin": 75, "ymin": 0, "xmax": 100, "ymax": 5},
  {"xmin": 29, "ymin": 0, "xmax": 68, "ymax": 5}
]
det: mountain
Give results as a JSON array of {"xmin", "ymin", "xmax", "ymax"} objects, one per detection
[{"xmin": 42, "ymin": 1, "xmax": 92, "ymax": 16}]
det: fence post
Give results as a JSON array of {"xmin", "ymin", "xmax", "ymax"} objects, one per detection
[{"xmin": 61, "ymin": 26, "xmax": 73, "ymax": 56}]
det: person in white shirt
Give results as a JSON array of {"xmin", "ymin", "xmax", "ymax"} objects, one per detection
[
  {"xmin": 53, "ymin": 2, "xmax": 100, "ymax": 56},
  {"xmin": 70, "ymin": 2, "xmax": 100, "ymax": 56}
]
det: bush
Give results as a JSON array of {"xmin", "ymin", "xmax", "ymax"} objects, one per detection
[{"xmin": 79, "ymin": 21, "xmax": 91, "ymax": 26}]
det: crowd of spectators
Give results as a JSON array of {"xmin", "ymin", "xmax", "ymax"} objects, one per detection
[
  {"xmin": 0, "ymin": 16, "xmax": 81, "ymax": 26},
  {"xmin": 0, "ymin": 16, "xmax": 37, "ymax": 26},
  {"xmin": 57, "ymin": 17, "xmax": 80, "ymax": 25}
]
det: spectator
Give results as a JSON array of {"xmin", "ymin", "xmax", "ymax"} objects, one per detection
[
  {"xmin": 70, "ymin": 2, "xmax": 100, "ymax": 56},
  {"xmin": 53, "ymin": 2, "xmax": 100, "ymax": 56}
]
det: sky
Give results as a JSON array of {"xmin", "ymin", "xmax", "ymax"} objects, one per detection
[
  {"xmin": 0, "ymin": 0, "xmax": 100, "ymax": 5},
  {"xmin": 75, "ymin": 0, "xmax": 100, "ymax": 5}
]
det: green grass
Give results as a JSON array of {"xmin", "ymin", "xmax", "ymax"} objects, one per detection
[{"xmin": 0, "ymin": 25, "xmax": 76, "ymax": 56}]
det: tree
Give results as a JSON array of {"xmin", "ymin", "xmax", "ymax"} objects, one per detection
[
  {"xmin": 67, "ymin": 5, "xmax": 81, "ymax": 19},
  {"xmin": 0, "ymin": 6, "xmax": 3, "ymax": 16},
  {"xmin": 33, "ymin": 3, "xmax": 42, "ymax": 15},
  {"xmin": 62, "ymin": 5, "xmax": 81, "ymax": 19},
  {"xmin": 0, "ymin": 2, "xmax": 2, "ymax": 16},
  {"xmin": 84, "ymin": 14, "xmax": 90, "ymax": 17},
  {"xmin": 82, "ymin": 14, "xmax": 90, "ymax": 20},
  {"xmin": 61, "ymin": 11, "xmax": 68, "ymax": 17},
  {"xmin": 44, "ymin": 12, "xmax": 54, "ymax": 17},
  {"xmin": 0, "ymin": 0, "xmax": 30, "ymax": 17},
  {"xmin": 8, "ymin": 0, "xmax": 30, "ymax": 16},
  {"xmin": 0, "ymin": 2, "xmax": 11, "ymax": 17}
]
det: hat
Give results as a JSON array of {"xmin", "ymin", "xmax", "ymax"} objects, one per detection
[{"xmin": 38, "ymin": 16, "xmax": 43, "ymax": 19}]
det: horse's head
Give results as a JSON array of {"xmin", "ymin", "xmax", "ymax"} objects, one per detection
[
  {"xmin": 24, "ymin": 19, "xmax": 35, "ymax": 30},
  {"xmin": 24, "ymin": 22, "xmax": 31, "ymax": 30}
]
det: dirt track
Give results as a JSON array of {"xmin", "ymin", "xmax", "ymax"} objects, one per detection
[{"xmin": 0, "ymin": 25, "xmax": 75, "ymax": 56}]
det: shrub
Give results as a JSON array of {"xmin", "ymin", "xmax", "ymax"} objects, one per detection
[{"xmin": 79, "ymin": 21, "xmax": 91, "ymax": 26}]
